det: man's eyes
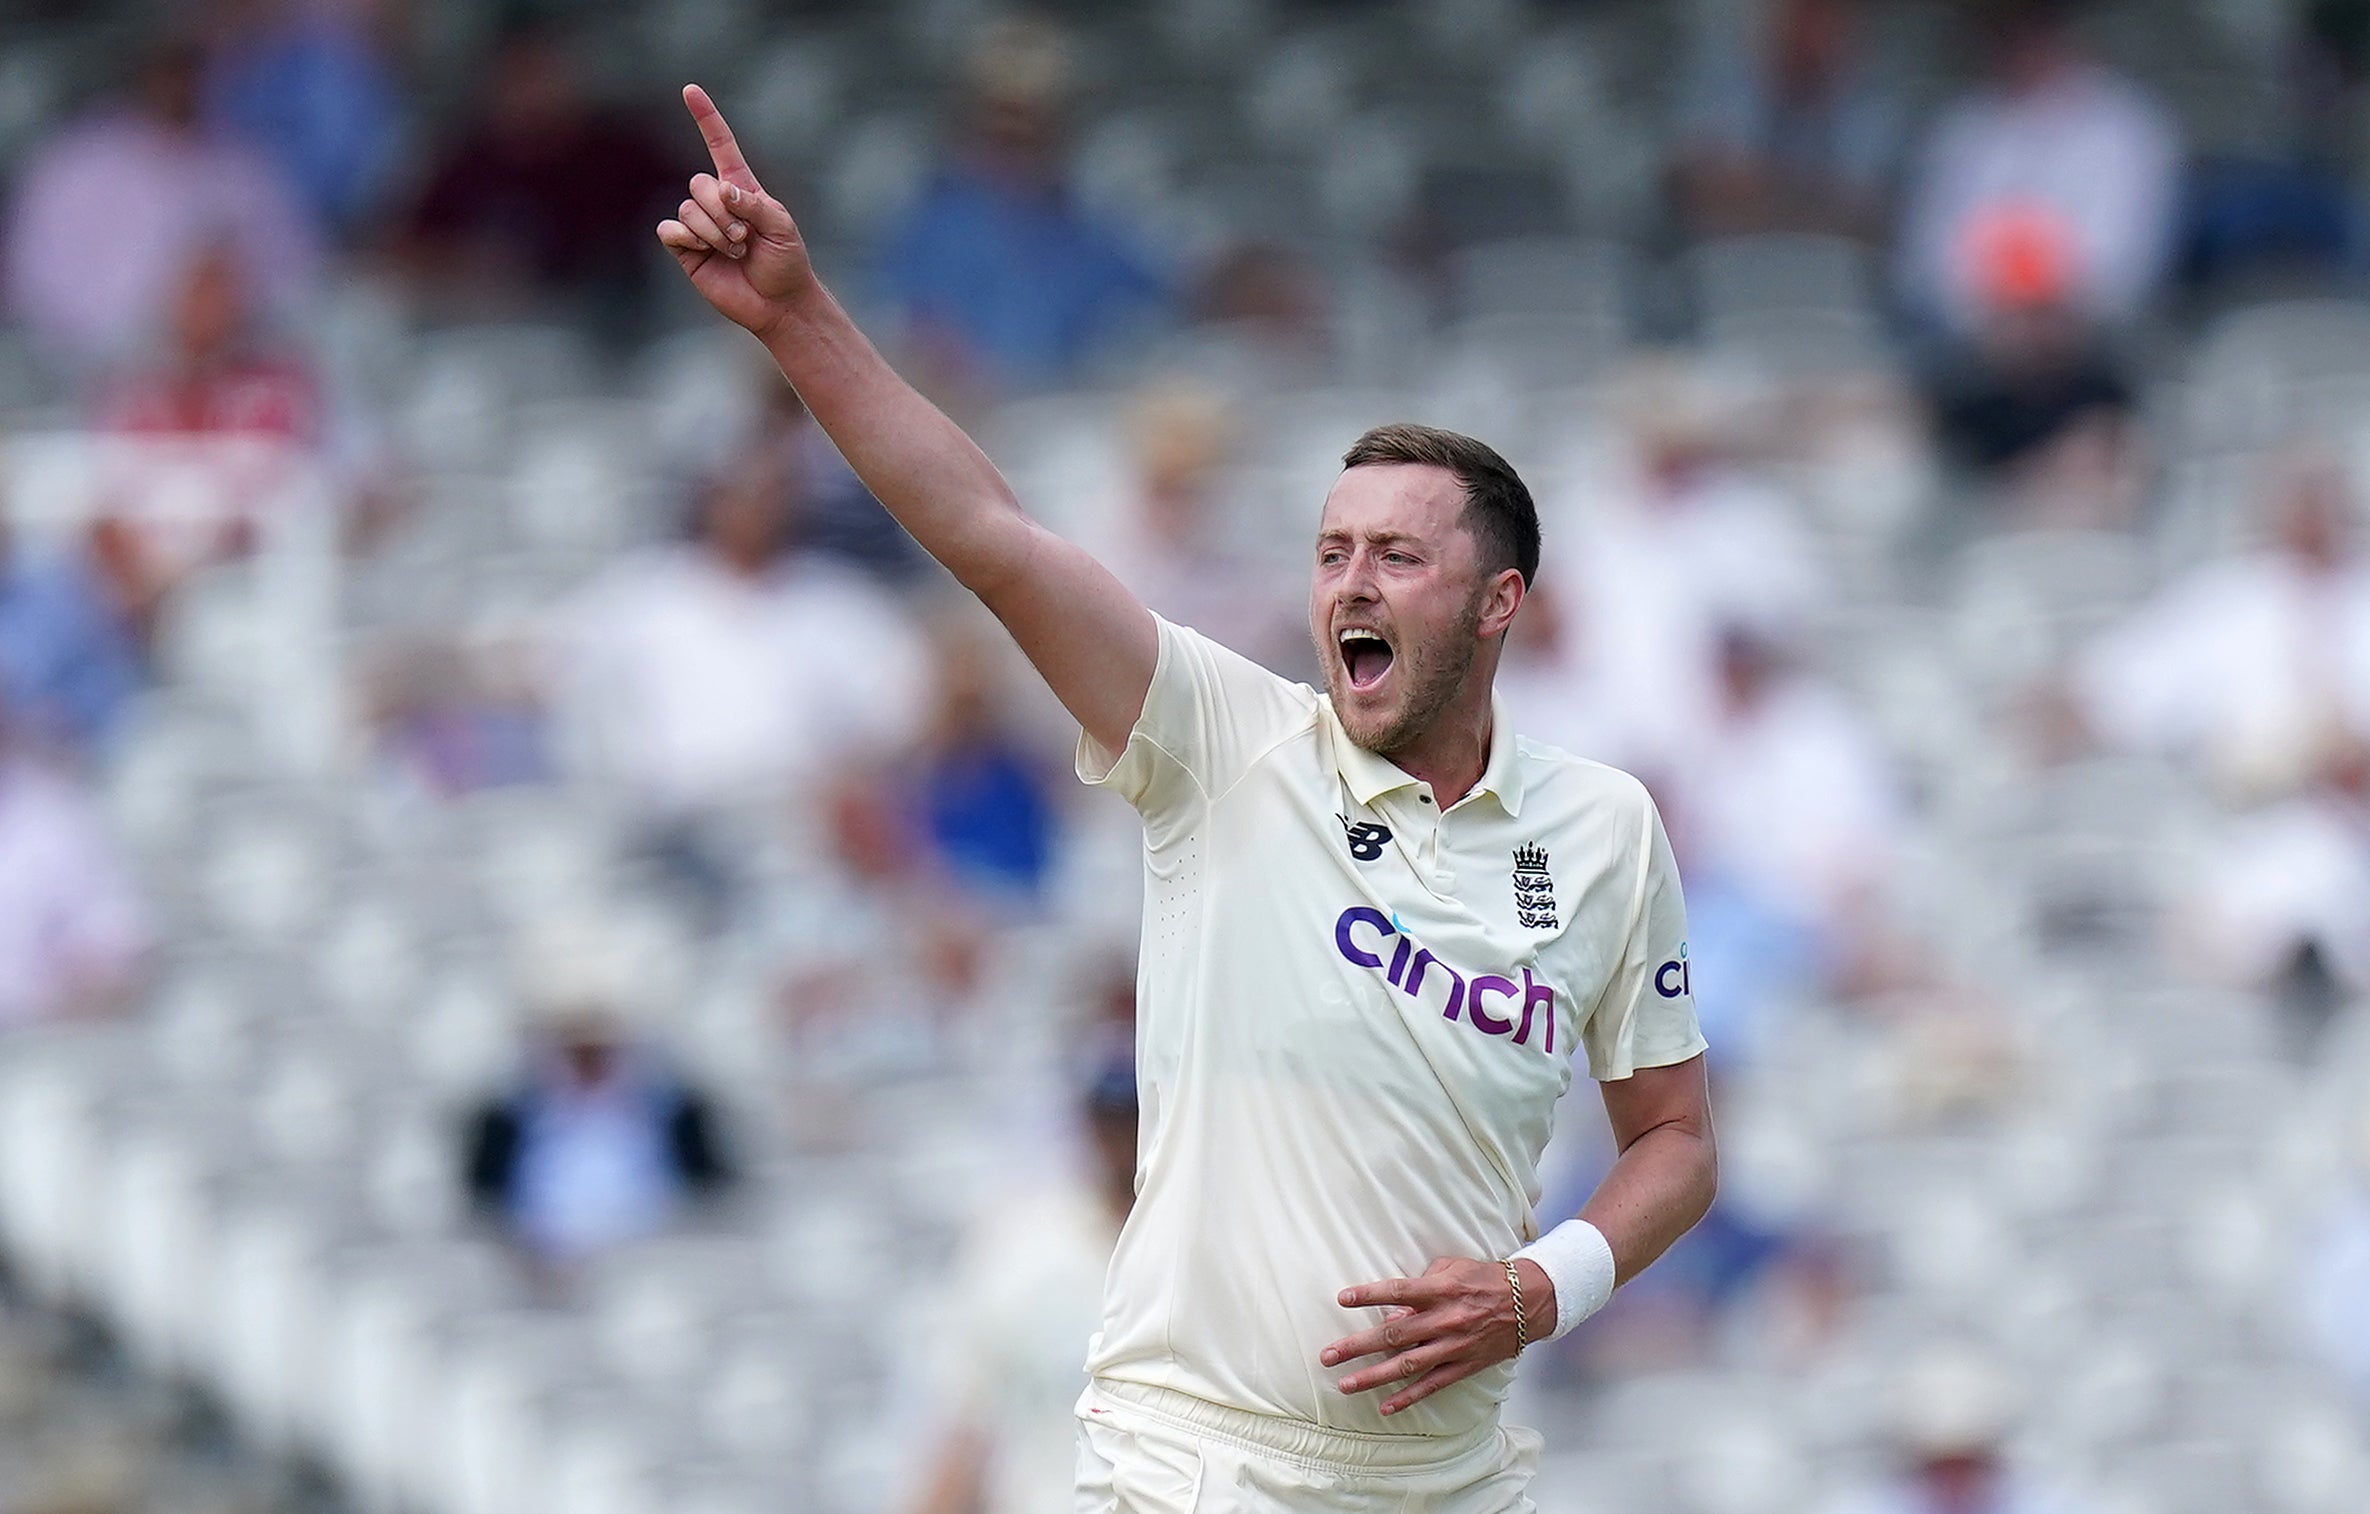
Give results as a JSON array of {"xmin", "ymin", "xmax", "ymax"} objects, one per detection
[{"xmin": 1316, "ymin": 547, "xmax": 1419, "ymax": 566}]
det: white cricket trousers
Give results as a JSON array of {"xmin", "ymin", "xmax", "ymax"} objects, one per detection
[{"xmin": 1073, "ymin": 1379, "xmax": 1542, "ymax": 1513}]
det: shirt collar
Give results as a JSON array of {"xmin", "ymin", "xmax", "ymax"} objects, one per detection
[{"xmin": 1327, "ymin": 690, "xmax": 1525, "ymax": 817}]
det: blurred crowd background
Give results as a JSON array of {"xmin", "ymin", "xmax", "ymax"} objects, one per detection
[{"xmin": 5, "ymin": 0, "xmax": 2370, "ymax": 1512}]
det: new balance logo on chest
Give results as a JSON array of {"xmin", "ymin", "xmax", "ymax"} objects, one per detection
[{"xmin": 1338, "ymin": 813, "xmax": 1391, "ymax": 862}]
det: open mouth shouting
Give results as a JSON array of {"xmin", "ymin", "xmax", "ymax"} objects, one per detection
[{"xmin": 1337, "ymin": 626, "xmax": 1396, "ymax": 693}]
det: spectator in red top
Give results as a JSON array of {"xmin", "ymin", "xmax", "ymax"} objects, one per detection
[
  {"xmin": 398, "ymin": 19, "xmax": 680, "ymax": 337},
  {"xmin": 99, "ymin": 240, "xmax": 318, "ymax": 444},
  {"xmin": 88, "ymin": 240, "xmax": 335, "ymax": 641}
]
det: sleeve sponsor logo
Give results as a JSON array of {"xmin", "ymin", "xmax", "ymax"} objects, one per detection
[{"xmin": 1655, "ymin": 943, "xmax": 1691, "ymax": 999}]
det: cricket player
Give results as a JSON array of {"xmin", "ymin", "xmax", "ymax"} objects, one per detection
[{"xmin": 659, "ymin": 85, "xmax": 1717, "ymax": 1512}]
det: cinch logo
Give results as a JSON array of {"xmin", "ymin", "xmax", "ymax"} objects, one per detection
[
  {"xmin": 1333, "ymin": 907, "xmax": 1556, "ymax": 1054},
  {"xmin": 1655, "ymin": 943, "xmax": 1691, "ymax": 999}
]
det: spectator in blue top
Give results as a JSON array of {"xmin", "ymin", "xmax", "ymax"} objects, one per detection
[
  {"xmin": 916, "ymin": 625, "xmax": 1058, "ymax": 908},
  {"xmin": 0, "ymin": 522, "xmax": 143, "ymax": 762},
  {"xmin": 875, "ymin": 17, "xmax": 1166, "ymax": 396},
  {"xmin": 202, "ymin": 0, "xmax": 405, "ymax": 238}
]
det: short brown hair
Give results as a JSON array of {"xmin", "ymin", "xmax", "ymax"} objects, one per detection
[{"xmin": 1340, "ymin": 423, "xmax": 1539, "ymax": 586}]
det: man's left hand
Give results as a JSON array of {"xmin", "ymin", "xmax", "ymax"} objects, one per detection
[{"xmin": 1321, "ymin": 1256, "xmax": 1553, "ymax": 1416}]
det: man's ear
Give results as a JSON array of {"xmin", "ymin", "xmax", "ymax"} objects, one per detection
[{"xmin": 1477, "ymin": 568, "xmax": 1525, "ymax": 641}]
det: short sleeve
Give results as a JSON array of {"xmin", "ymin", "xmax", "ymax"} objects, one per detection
[
  {"xmin": 1581, "ymin": 791, "xmax": 1709, "ymax": 1081},
  {"xmin": 1074, "ymin": 615, "xmax": 1315, "ymax": 837}
]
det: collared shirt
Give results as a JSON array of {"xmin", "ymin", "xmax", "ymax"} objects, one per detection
[
  {"xmin": 1077, "ymin": 616, "xmax": 1704, "ymax": 1439},
  {"xmin": 553, "ymin": 547, "xmax": 930, "ymax": 812}
]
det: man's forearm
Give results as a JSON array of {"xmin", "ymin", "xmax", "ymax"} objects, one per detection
[
  {"xmin": 756, "ymin": 282, "xmax": 1031, "ymax": 593},
  {"xmin": 1578, "ymin": 1120, "xmax": 1717, "ymax": 1286},
  {"xmin": 660, "ymin": 87, "xmax": 1161, "ymax": 752}
]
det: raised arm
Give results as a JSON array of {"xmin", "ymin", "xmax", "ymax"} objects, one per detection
[{"xmin": 657, "ymin": 85, "xmax": 1157, "ymax": 754}]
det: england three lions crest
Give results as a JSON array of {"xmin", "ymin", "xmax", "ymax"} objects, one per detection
[{"xmin": 1512, "ymin": 843, "xmax": 1558, "ymax": 930}]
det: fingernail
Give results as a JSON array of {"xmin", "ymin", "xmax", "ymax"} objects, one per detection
[
  {"xmin": 729, "ymin": 244, "xmax": 745, "ymax": 258},
  {"xmin": 1320, "ymin": 1351, "xmax": 1336, "ymax": 1366},
  {"xmin": 725, "ymin": 185, "xmax": 741, "ymax": 204},
  {"xmin": 728, "ymin": 222, "xmax": 747, "ymax": 240}
]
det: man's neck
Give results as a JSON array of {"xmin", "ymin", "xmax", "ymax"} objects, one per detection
[{"xmin": 1387, "ymin": 696, "xmax": 1496, "ymax": 810}]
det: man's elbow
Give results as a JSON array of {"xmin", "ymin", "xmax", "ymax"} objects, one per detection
[
  {"xmin": 935, "ymin": 500, "xmax": 1038, "ymax": 602},
  {"xmin": 1688, "ymin": 1126, "xmax": 1719, "ymax": 1228},
  {"xmin": 1654, "ymin": 1114, "xmax": 1717, "ymax": 1238}
]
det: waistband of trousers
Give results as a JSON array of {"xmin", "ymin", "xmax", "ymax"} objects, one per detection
[{"xmin": 1089, "ymin": 1377, "xmax": 1500, "ymax": 1473}]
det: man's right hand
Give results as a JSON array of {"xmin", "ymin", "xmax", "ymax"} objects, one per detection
[
  {"xmin": 653, "ymin": 82, "xmax": 1158, "ymax": 758},
  {"xmin": 658, "ymin": 85, "xmax": 814, "ymax": 338}
]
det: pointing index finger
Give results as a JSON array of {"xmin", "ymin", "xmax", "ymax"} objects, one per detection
[
  {"xmin": 1338, "ymin": 1276, "xmax": 1441, "ymax": 1310},
  {"xmin": 682, "ymin": 83, "xmax": 758, "ymax": 193}
]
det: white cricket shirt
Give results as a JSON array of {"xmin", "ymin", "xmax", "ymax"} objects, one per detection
[{"xmin": 1077, "ymin": 616, "xmax": 1706, "ymax": 1440}]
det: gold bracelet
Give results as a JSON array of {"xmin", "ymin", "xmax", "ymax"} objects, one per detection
[{"xmin": 1503, "ymin": 1259, "xmax": 1528, "ymax": 1353}]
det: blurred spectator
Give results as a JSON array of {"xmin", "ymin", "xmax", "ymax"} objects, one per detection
[
  {"xmin": 908, "ymin": 1047, "xmax": 1135, "ymax": 1514},
  {"xmin": 770, "ymin": 759, "xmax": 994, "ymax": 1085},
  {"xmin": 1168, "ymin": 241, "xmax": 1334, "ymax": 389},
  {"xmin": 0, "ymin": 705, "xmax": 149, "ymax": 1028},
  {"xmin": 1825, "ymin": 1343, "xmax": 2085, "ymax": 1514},
  {"xmin": 1095, "ymin": 382, "xmax": 1305, "ymax": 675},
  {"xmin": 876, "ymin": 17, "xmax": 1167, "ymax": 394},
  {"xmin": 1897, "ymin": 0, "xmax": 2181, "ymax": 340},
  {"xmin": 1494, "ymin": 579, "xmax": 1638, "ymax": 768},
  {"xmin": 96, "ymin": 241, "xmax": 322, "ymax": 447},
  {"xmin": 1671, "ymin": 0, "xmax": 1903, "ymax": 239},
  {"xmin": 201, "ymin": 0, "xmax": 405, "ymax": 238},
  {"xmin": 1673, "ymin": 623, "xmax": 1902, "ymax": 921},
  {"xmin": 464, "ymin": 917, "xmax": 733, "ymax": 1269},
  {"xmin": 2081, "ymin": 447, "xmax": 2370, "ymax": 1029},
  {"xmin": 3, "ymin": 35, "xmax": 321, "ymax": 368},
  {"xmin": 1919, "ymin": 213, "xmax": 2136, "ymax": 497},
  {"xmin": 1554, "ymin": 364, "xmax": 1829, "ymax": 776},
  {"xmin": 912, "ymin": 626, "xmax": 1059, "ymax": 909},
  {"xmin": 552, "ymin": 453, "xmax": 931, "ymax": 818},
  {"xmin": 1663, "ymin": 622, "xmax": 1904, "ymax": 1048},
  {"xmin": 0, "ymin": 523, "xmax": 143, "ymax": 762},
  {"xmin": 2081, "ymin": 448, "xmax": 2370, "ymax": 803},
  {"xmin": 87, "ymin": 241, "xmax": 348, "ymax": 641},
  {"xmin": 361, "ymin": 628, "xmax": 550, "ymax": 802},
  {"xmin": 397, "ymin": 19, "xmax": 678, "ymax": 333}
]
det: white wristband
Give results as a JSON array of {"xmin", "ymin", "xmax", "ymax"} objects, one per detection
[{"xmin": 1512, "ymin": 1219, "xmax": 1616, "ymax": 1341}]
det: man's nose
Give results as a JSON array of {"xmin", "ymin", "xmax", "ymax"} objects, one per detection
[{"xmin": 1337, "ymin": 552, "xmax": 1380, "ymax": 599}]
